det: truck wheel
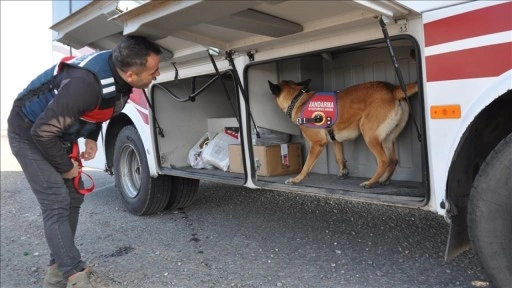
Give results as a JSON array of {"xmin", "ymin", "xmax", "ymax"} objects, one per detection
[
  {"xmin": 468, "ymin": 133, "xmax": 512, "ymax": 288},
  {"xmin": 166, "ymin": 176, "xmax": 200, "ymax": 210},
  {"xmin": 113, "ymin": 126, "xmax": 171, "ymax": 216}
]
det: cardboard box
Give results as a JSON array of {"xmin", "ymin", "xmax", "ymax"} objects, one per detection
[{"xmin": 228, "ymin": 143, "xmax": 302, "ymax": 176}]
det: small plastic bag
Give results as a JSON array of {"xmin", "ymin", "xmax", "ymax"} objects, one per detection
[
  {"xmin": 188, "ymin": 132, "xmax": 216, "ymax": 169},
  {"xmin": 202, "ymin": 130, "xmax": 239, "ymax": 171}
]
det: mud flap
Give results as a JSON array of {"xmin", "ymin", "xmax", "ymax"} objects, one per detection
[{"xmin": 445, "ymin": 207, "xmax": 471, "ymax": 261}]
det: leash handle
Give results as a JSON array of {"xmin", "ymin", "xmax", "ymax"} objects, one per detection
[{"xmin": 68, "ymin": 142, "xmax": 95, "ymax": 195}]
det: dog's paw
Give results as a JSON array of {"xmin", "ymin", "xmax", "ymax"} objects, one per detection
[
  {"xmin": 379, "ymin": 179, "xmax": 391, "ymax": 186},
  {"xmin": 338, "ymin": 169, "xmax": 349, "ymax": 179},
  {"xmin": 285, "ymin": 178, "xmax": 295, "ymax": 185},
  {"xmin": 359, "ymin": 181, "xmax": 374, "ymax": 189}
]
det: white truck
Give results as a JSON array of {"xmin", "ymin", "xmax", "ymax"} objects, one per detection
[{"xmin": 51, "ymin": 1, "xmax": 511, "ymax": 286}]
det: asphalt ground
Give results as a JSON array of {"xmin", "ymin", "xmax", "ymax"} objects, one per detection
[{"xmin": 0, "ymin": 134, "xmax": 491, "ymax": 288}]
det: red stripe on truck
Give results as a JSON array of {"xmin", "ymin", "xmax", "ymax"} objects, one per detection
[
  {"xmin": 128, "ymin": 88, "xmax": 149, "ymax": 125},
  {"xmin": 129, "ymin": 89, "xmax": 148, "ymax": 109},
  {"xmin": 426, "ymin": 42, "xmax": 512, "ymax": 82},
  {"xmin": 424, "ymin": 2, "xmax": 512, "ymax": 47}
]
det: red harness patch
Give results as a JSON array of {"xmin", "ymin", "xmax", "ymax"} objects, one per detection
[{"xmin": 298, "ymin": 92, "xmax": 338, "ymax": 128}]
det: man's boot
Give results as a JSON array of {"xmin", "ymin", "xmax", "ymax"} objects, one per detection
[
  {"xmin": 66, "ymin": 268, "xmax": 108, "ymax": 288},
  {"xmin": 43, "ymin": 264, "xmax": 67, "ymax": 288}
]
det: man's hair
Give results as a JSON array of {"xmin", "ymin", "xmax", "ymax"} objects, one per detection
[{"xmin": 112, "ymin": 36, "xmax": 162, "ymax": 72}]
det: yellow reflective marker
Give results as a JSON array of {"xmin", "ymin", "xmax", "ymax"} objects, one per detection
[{"xmin": 430, "ymin": 105, "xmax": 461, "ymax": 119}]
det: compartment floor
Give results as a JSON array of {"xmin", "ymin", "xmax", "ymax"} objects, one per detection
[{"xmin": 174, "ymin": 167, "xmax": 426, "ymax": 201}]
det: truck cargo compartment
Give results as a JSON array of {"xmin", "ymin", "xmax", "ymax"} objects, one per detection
[{"xmin": 151, "ymin": 37, "xmax": 427, "ymax": 206}]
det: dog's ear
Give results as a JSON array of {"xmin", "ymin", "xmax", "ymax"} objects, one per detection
[
  {"xmin": 297, "ymin": 79, "xmax": 312, "ymax": 89},
  {"xmin": 268, "ymin": 80, "xmax": 281, "ymax": 96}
]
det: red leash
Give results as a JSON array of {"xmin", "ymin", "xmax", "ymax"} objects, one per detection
[{"xmin": 68, "ymin": 142, "xmax": 95, "ymax": 195}]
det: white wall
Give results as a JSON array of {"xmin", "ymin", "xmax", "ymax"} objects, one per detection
[{"xmin": 1, "ymin": 1, "xmax": 53, "ymax": 132}]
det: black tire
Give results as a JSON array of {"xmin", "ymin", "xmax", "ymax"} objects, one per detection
[
  {"xmin": 165, "ymin": 176, "xmax": 199, "ymax": 210},
  {"xmin": 468, "ymin": 133, "xmax": 512, "ymax": 288},
  {"xmin": 113, "ymin": 126, "xmax": 171, "ymax": 216}
]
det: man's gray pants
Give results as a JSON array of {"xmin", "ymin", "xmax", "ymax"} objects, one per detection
[{"xmin": 7, "ymin": 127, "xmax": 87, "ymax": 279}]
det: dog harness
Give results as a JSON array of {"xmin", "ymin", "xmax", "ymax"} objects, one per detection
[
  {"xmin": 286, "ymin": 89, "xmax": 339, "ymax": 140},
  {"xmin": 297, "ymin": 91, "xmax": 338, "ymax": 128}
]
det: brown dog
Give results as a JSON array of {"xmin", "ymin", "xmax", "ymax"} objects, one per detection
[{"xmin": 268, "ymin": 79, "xmax": 418, "ymax": 188}]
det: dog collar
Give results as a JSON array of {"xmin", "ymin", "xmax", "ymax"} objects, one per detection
[{"xmin": 286, "ymin": 89, "xmax": 309, "ymax": 119}]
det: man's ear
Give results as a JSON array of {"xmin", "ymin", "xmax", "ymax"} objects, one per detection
[
  {"xmin": 127, "ymin": 71, "xmax": 137, "ymax": 81},
  {"xmin": 119, "ymin": 69, "xmax": 135, "ymax": 85},
  {"xmin": 268, "ymin": 80, "xmax": 281, "ymax": 96},
  {"xmin": 297, "ymin": 79, "xmax": 311, "ymax": 89}
]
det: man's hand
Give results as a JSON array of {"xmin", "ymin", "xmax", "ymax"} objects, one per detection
[
  {"xmin": 80, "ymin": 139, "xmax": 97, "ymax": 161},
  {"xmin": 62, "ymin": 160, "xmax": 79, "ymax": 179}
]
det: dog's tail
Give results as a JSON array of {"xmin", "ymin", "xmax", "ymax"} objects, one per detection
[{"xmin": 393, "ymin": 82, "xmax": 418, "ymax": 100}]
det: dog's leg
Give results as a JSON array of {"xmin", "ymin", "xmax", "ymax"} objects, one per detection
[
  {"xmin": 380, "ymin": 138, "xmax": 398, "ymax": 185},
  {"xmin": 360, "ymin": 136, "xmax": 389, "ymax": 188},
  {"xmin": 380, "ymin": 101, "xmax": 409, "ymax": 185},
  {"xmin": 333, "ymin": 141, "xmax": 349, "ymax": 178},
  {"xmin": 285, "ymin": 141, "xmax": 326, "ymax": 184}
]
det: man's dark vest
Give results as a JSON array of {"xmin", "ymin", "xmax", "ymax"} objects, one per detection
[{"xmin": 17, "ymin": 50, "xmax": 117, "ymax": 123}]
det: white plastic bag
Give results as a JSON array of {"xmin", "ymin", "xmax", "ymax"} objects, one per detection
[
  {"xmin": 202, "ymin": 131, "xmax": 239, "ymax": 171},
  {"xmin": 188, "ymin": 132, "xmax": 216, "ymax": 169}
]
